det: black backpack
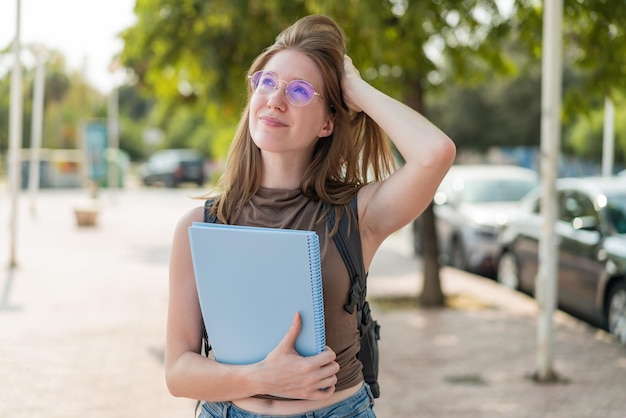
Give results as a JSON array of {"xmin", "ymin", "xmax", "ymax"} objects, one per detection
[{"xmin": 201, "ymin": 196, "xmax": 380, "ymax": 398}]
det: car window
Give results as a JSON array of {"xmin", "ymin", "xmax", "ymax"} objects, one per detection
[
  {"xmin": 607, "ymin": 195, "xmax": 626, "ymax": 234},
  {"xmin": 150, "ymin": 153, "xmax": 176, "ymax": 167},
  {"xmin": 462, "ymin": 178, "xmax": 537, "ymax": 203},
  {"xmin": 559, "ymin": 191, "xmax": 597, "ymax": 223}
]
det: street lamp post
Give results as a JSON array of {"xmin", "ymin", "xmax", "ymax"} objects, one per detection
[
  {"xmin": 8, "ymin": 0, "xmax": 23, "ymax": 269},
  {"xmin": 107, "ymin": 85, "xmax": 119, "ymax": 203},
  {"xmin": 536, "ymin": 0, "xmax": 563, "ymax": 382},
  {"xmin": 28, "ymin": 47, "xmax": 47, "ymax": 217},
  {"xmin": 602, "ymin": 96, "xmax": 615, "ymax": 177},
  {"xmin": 107, "ymin": 58, "xmax": 122, "ymax": 203}
]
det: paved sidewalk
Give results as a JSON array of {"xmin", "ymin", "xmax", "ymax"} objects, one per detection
[{"xmin": 1, "ymin": 188, "xmax": 625, "ymax": 418}]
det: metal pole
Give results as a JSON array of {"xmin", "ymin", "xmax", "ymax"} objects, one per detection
[
  {"xmin": 28, "ymin": 49, "xmax": 46, "ymax": 217},
  {"xmin": 601, "ymin": 96, "xmax": 615, "ymax": 177},
  {"xmin": 8, "ymin": 0, "xmax": 23, "ymax": 269},
  {"xmin": 536, "ymin": 0, "xmax": 563, "ymax": 382},
  {"xmin": 107, "ymin": 86, "xmax": 119, "ymax": 203}
]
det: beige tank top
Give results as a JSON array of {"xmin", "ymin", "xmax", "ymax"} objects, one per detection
[{"xmin": 235, "ymin": 186, "xmax": 363, "ymax": 391}]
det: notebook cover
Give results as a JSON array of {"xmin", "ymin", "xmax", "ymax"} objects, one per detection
[{"xmin": 188, "ymin": 222, "xmax": 325, "ymax": 365}]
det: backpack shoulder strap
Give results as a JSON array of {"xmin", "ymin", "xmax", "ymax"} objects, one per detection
[
  {"xmin": 325, "ymin": 196, "xmax": 381, "ymax": 398},
  {"xmin": 324, "ymin": 195, "xmax": 367, "ymax": 315},
  {"xmin": 200, "ymin": 197, "xmax": 220, "ymax": 355},
  {"xmin": 204, "ymin": 197, "xmax": 219, "ymax": 224}
]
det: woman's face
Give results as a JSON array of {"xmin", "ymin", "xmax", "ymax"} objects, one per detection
[{"xmin": 248, "ymin": 49, "xmax": 334, "ymax": 157}]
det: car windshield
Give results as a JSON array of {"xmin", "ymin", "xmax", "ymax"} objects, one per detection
[
  {"xmin": 606, "ymin": 194, "xmax": 626, "ymax": 234},
  {"xmin": 462, "ymin": 179, "xmax": 537, "ymax": 203}
]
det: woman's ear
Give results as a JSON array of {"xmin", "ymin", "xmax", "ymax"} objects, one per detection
[{"xmin": 318, "ymin": 114, "xmax": 335, "ymax": 138}]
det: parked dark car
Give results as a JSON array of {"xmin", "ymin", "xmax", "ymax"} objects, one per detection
[
  {"xmin": 497, "ymin": 176, "xmax": 626, "ymax": 344},
  {"xmin": 414, "ymin": 164, "xmax": 539, "ymax": 276},
  {"xmin": 140, "ymin": 149, "xmax": 206, "ymax": 187}
]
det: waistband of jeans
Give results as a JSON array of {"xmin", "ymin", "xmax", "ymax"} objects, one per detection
[{"xmin": 203, "ymin": 382, "xmax": 373, "ymax": 417}]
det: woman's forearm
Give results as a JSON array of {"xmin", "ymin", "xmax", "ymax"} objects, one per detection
[
  {"xmin": 165, "ymin": 351, "xmax": 258, "ymax": 402},
  {"xmin": 346, "ymin": 77, "xmax": 455, "ymax": 168}
]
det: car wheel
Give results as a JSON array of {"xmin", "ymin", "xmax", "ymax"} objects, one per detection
[
  {"xmin": 497, "ymin": 251, "xmax": 520, "ymax": 290},
  {"xmin": 449, "ymin": 238, "xmax": 467, "ymax": 271},
  {"xmin": 607, "ymin": 281, "xmax": 626, "ymax": 344}
]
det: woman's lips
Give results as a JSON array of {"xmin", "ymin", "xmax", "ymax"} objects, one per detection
[{"xmin": 259, "ymin": 115, "xmax": 288, "ymax": 127}]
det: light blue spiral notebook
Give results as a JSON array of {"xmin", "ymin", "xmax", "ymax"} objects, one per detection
[{"xmin": 188, "ymin": 222, "xmax": 326, "ymax": 365}]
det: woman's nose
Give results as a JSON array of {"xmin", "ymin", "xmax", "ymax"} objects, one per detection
[{"xmin": 266, "ymin": 86, "xmax": 287, "ymax": 110}]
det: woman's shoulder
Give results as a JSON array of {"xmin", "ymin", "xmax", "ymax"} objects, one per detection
[{"xmin": 175, "ymin": 205, "xmax": 206, "ymax": 230}]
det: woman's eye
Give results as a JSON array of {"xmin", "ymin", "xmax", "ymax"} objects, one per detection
[
  {"xmin": 288, "ymin": 82, "xmax": 312, "ymax": 99},
  {"xmin": 260, "ymin": 76, "xmax": 276, "ymax": 88},
  {"xmin": 292, "ymin": 86, "xmax": 308, "ymax": 96}
]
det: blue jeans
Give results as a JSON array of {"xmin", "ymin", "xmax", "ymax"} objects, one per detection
[{"xmin": 199, "ymin": 383, "xmax": 376, "ymax": 418}]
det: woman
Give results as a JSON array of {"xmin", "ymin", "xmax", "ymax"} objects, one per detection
[{"xmin": 166, "ymin": 14, "xmax": 455, "ymax": 418}]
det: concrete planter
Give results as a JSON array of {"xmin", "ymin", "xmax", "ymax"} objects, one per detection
[{"xmin": 74, "ymin": 200, "xmax": 99, "ymax": 227}]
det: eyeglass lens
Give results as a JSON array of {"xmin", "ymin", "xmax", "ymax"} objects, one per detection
[{"xmin": 249, "ymin": 71, "xmax": 317, "ymax": 107}]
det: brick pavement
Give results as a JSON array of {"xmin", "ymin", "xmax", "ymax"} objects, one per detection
[{"xmin": 1, "ymin": 188, "xmax": 625, "ymax": 418}]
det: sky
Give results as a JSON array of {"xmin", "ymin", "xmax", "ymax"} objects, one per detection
[{"xmin": 0, "ymin": 0, "xmax": 137, "ymax": 94}]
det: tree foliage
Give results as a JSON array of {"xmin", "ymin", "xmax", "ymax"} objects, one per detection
[
  {"xmin": 120, "ymin": 0, "xmax": 513, "ymax": 157},
  {"xmin": 426, "ymin": 0, "xmax": 626, "ymax": 161},
  {"xmin": 515, "ymin": 0, "xmax": 626, "ymax": 112},
  {"xmin": 569, "ymin": 93, "xmax": 626, "ymax": 166},
  {"xmin": 0, "ymin": 50, "xmax": 99, "ymax": 152}
]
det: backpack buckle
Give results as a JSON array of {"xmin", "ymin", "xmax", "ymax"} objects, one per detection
[{"xmin": 343, "ymin": 281, "xmax": 363, "ymax": 314}]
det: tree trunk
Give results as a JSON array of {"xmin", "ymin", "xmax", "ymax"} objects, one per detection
[
  {"xmin": 418, "ymin": 202, "xmax": 445, "ymax": 306},
  {"xmin": 404, "ymin": 79, "xmax": 446, "ymax": 308}
]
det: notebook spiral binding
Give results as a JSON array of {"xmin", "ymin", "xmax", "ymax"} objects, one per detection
[{"xmin": 307, "ymin": 234, "xmax": 326, "ymax": 353}]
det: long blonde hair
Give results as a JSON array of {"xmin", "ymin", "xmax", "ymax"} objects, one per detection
[{"xmin": 211, "ymin": 14, "xmax": 395, "ymax": 224}]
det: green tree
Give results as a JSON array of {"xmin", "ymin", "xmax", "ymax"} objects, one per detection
[
  {"xmin": 330, "ymin": 1, "xmax": 515, "ymax": 306},
  {"xmin": 514, "ymin": 0, "xmax": 626, "ymax": 155},
  {"xmin": 425, "ymin": 1, "xmax": 626, "ymax": 163},
  {"xmin": 117, "ymin": 84, "xmax": 155, "ymax": 161},
  {"xmin": 0, "ymin": 49, "xmax": 102, "ymax": 152},
  {"xmin": 569, "ymin": 93, "xmax": 626, "ymax": 166}
]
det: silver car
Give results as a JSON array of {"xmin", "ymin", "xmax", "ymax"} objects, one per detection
[{"xmin": 414, "ymin": 164, "xmax": 539, "ymax": 276}]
